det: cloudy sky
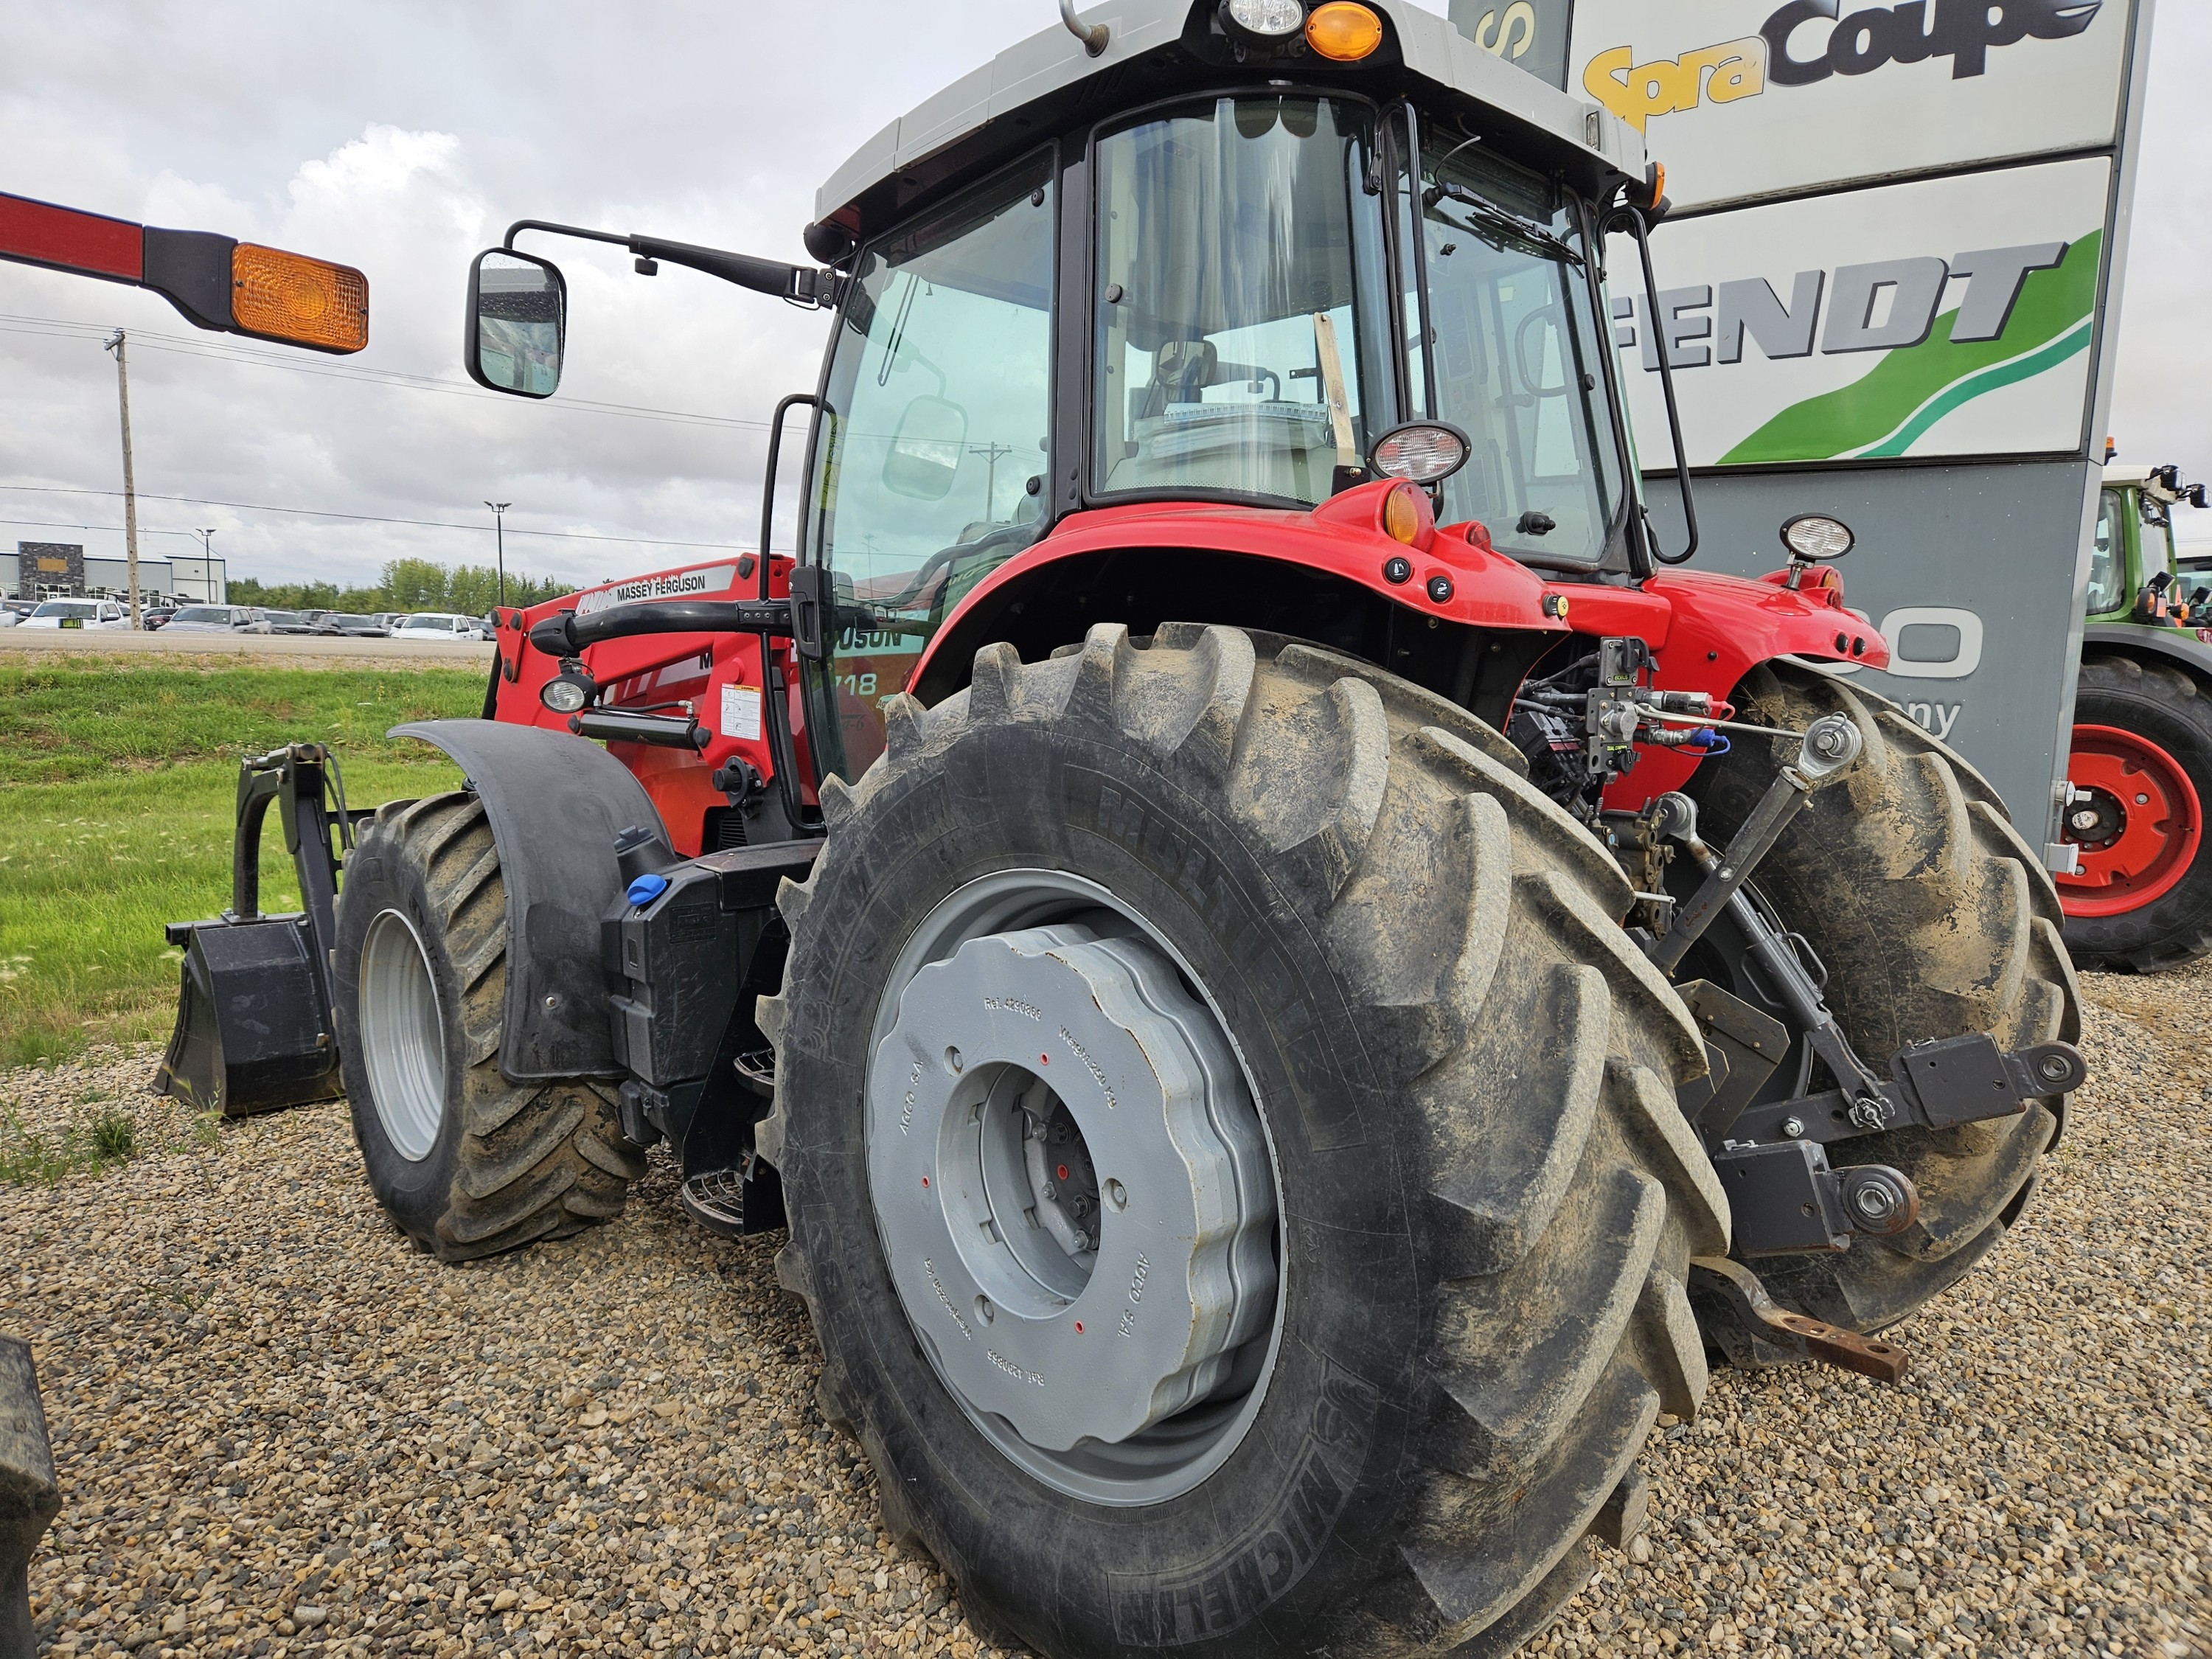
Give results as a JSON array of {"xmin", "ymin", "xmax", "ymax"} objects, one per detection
[{"xmin": 2, "ymin": 1, "xmax": 2206, "ymax": 594}]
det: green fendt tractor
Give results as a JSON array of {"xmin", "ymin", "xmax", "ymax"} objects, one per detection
[{"xmin": 2057, "ymin": 462, "xmax": 2212, "ymax": 970}]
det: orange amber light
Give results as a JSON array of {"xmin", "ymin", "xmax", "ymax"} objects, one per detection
[
  {"xmin": 1383, "ymin": 483, "xmax": 1424, "ymax": 544},
  {"xmin": 230, "ymin": 243, "xmax": 369, "ymax": 353},
  {"xmin": 1306, "ymin": 2, "xmax": 1383, "ymax": 60}
]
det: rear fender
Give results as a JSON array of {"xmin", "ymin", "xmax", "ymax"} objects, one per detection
[
  {"xmin": 2082, "ymin": 621, "xmax": 2212, "ymax": 682},
  {"xmin": 390, "ymin": 719, "xmax": 664, "ymax": 1082},
  {"xmin": 911, "ymin": 491, "xmax": 1876, "ymax": 698}
]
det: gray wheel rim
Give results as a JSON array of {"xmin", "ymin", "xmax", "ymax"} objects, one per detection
[
  {"xmin": 866, "ymin": 869, "xmax": 1285, "ymax": 1507},
  {"xmin": 358, "ymin": 908, "xmax": 448, "ymax": 1163}
]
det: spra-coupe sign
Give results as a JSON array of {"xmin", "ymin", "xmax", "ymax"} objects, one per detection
[
  {"xmin": 1571, "ymin": 0, "xmax": 2129, "ymax": 210},
  {"xmin": 1586, "ymin": 0, "xmax": 2102, "ymax": 131}
]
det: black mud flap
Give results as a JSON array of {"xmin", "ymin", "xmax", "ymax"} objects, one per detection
[{"xmin": 156, "ymin": 914, "xmax": 344, "ymax": 1118}]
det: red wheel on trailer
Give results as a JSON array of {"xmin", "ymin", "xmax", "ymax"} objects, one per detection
[{"xmin": 2057, "ymin": 722, "xmax": 2205, "ymax": 917}]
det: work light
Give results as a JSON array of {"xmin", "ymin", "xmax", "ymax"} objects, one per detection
[
  {"xmin": 1223, "ymin": 0, "xmax": 1304, "ymax": 39},
  {"xmin": 1368, "ymin": 422, "xmax": 1471, "ymax": 484},
  {"xmin": 540, "ymin": 667, "xmax": 597, "ymax": 714},
  {"xmin": 1781, "ymin": 514, "xmax": 1855, "ymax": 562}
]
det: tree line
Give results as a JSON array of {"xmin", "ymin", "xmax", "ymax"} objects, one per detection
[{"xmin": 226, "ymin": 559, "xmax": 576, "ymax": 616}]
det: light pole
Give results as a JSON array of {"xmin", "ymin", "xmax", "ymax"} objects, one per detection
[
  {"xmin": 484, "ymin": 501, "xmax": 511, "ymax": 608},
  {"xmin": 195, "ymin": 529, "xmax": 217, "ymax": 603}
]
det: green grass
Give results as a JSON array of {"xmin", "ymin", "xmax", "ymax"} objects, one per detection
[{"xmin": 0, "ymin": 656, "xmax": 477, "ymax": 1065}]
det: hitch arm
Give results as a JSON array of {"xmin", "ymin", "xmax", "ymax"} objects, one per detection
[
  {"xmin": 1646, "ymin": 712, "xmax": 1863, "ymax": 972},
  {"xmin": 1689, "ymin": 1256, "xmax": 1908, "ymax": 1383}
]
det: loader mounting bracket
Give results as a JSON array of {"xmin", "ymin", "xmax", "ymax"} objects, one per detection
[{"xmin": 156, "ymin": 743, "xmax": 364, "ymax": 1117}]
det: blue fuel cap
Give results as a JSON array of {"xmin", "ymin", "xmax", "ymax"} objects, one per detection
[{"xmin": 626, "ymin": 872, "xmax": 669, "ymax": 907}]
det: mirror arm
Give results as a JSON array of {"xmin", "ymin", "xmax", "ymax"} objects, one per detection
[
  {"xmin": 1601, "ymin": 201, "xmax": 1700, "ymax": 568},
  {"xmin": 503, "ymin": 219, "xmax": 835, "ymax": 308}
]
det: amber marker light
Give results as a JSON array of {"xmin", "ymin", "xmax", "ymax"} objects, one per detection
[
  {"xmin": 1306, "ymin": 1, "xmax": 1383, "ymax": 60},
  {"xmin": 1383, "ymin": 482, "xmax": 1425, "ymax": 545},
  {"xmin": 230, "ymin": 243, "xmax": 369, "ymax": 353}
]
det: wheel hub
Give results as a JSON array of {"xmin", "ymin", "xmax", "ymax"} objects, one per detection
[
  {"xmin": 869, "ymin": 922, "xmax": 1276, "ymax": 1453},
  {"xmin": 2058, "ymin": 723, "xmax": 2204, "ymax": 916},
  {"xmin": 358, "ymin": 908, "xmax": 447, "ymax": 1162}
]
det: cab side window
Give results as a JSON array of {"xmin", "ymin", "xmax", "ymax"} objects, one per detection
[{"xmin": 2085, "ymin": 490, "xmax": 2123, "ymax": 616}]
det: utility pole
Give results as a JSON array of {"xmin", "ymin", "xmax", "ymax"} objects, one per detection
[
  {"xmin": 195, "ymin": 529, "xmax": 218, "ymax": 603},
  {"xmin": 484, "ymin": 501, "xmax": 511, "ymax": 608},
  {"xmin": 967, "ymin": 442, "xmax": 1015, "ymax": 519},
  {"xmin": 103, "ymin": 330, "xmax": 141, "ymax": 626}
]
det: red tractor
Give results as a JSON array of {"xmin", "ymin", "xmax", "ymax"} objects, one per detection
[{"xmin": 161, "ymin": 3, "xmax": 2083, "ymax": 1653}]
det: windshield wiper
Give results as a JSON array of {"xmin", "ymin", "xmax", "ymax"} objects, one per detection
[{"xmin": 1423, "ymin": 181, "xmax": 1585, "ymax": 268}]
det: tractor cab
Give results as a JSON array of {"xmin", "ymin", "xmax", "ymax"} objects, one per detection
[
  {"xmin": 462, "ymin": 0, "xmax": 1680, "ymax": 793},
  {"xmin": 2090, "ymin": 462, "xmax": 2211, "ymax": 627}
]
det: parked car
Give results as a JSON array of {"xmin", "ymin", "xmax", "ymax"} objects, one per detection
[
  {"xmin": 393, "ymin": 611, "xmax": 490, "ymax": 641},
  {"xmin": 140, "ymin": 606, "xmax": 178, "ymax": 630},
  {"xmin": 161, "ymin": 605, "xmax": 272, "ymax": 634},
  {"xmin": 258, "ymin": 610, "xmax": 319, "ymax": 635},
  {"xmin": 0, "ymin": 599, "xmax": 35, "ymax": 627},
  {"xmin": 314, "ymin": 613, "xmax": 392, "ymax": 637},
  {"xmin": 20, "ymin": 598, "xmax": 131, "ymax": 630}
]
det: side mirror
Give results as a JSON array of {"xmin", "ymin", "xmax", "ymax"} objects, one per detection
[
  {"xmin": 881, "ymin": 395, "xmax": 968, "ymax": 501},
  {"xmin": 465, "ymin": 248, "xmax": 567, "ymax": 397}
]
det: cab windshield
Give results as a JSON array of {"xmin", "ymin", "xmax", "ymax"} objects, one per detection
[{"xmin": 1092, "ymin": 97, "xmax": 1393, "ymax": 507}]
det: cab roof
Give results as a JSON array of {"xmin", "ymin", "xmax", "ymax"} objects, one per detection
[
  {"xmin": 2106, "ymin": 462, "xmax": 2181, "ymax": 502},
  {"xmin": 813, "ymin": 0, "xmax": 1645, "ymax": 240}
]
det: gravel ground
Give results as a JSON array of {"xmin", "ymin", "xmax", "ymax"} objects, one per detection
[{"xmin": 4, "ymin": 961, "xmax": 2206, "ymax": 1659}]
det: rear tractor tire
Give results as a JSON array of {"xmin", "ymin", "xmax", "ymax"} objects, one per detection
[
  {"xmin": 760, "ymin": 624, "xmax": 1731, "ymax": 1659},
  {"xmin": 1683, "ymin": 663, "xmax": 2081, "ymax": 1338},
  {"xmin": 2057, "ymin": 654, "xmax": 2212, "ymax": 973},
  {"xmin": 333, "ymin": 791, "xmax": 647, "ymax": 1262}
]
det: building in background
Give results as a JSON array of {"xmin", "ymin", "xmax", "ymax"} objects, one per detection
[{"xmin": 3, "ymin": 540, "xmax": 226, "ymax": 603}]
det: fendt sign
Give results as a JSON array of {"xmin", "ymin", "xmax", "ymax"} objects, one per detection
[
  {"xmin": 1559, "ymin": 0, "xmax": 2152, "ymax": 861},
  {"xmin": 1610, "ymin": 156, "xmax": 2110, "ymax": 466}
]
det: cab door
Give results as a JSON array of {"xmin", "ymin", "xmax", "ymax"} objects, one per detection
[{"xmin": 793, "ymin": 150, "xmax": 1059, "ymax": 785}]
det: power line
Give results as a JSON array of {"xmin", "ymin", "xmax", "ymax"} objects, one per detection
[
  {"xmin": 0, "ymin": 311, "xmax": 780, "ymax": 433},
  {"xmin": 0, "ymin": 483, "xmax": 751, "ymax": 552},
  {"xmin": 0, "ymin": 514, "xmax": 206, "ymax": 540}
]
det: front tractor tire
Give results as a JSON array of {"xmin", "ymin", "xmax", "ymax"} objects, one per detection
[
  {"xmin": 333, "ymin": 792, "xmax": 647, "ymax": 1262},
  {"xmin": 1686, "ymin": 664, "xmax": 2081, "ymax": 1336},
  {"xmin": 760, "ymin": 624, "xmax": 1731, "ymax": 1659},
  {"xmin": 2058, "ymin": 654, "xmax": 2212, "ymax": 973}
]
